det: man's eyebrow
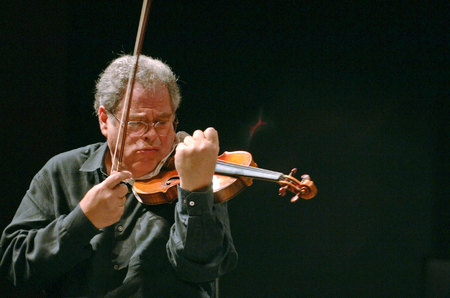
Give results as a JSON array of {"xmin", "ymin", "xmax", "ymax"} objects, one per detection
[
  {"xmin": 129, "ymin": 112, "xmax": 173, "ymax": 120},
  {"xmin": 154, "ymin": 112, "xmax": 173, "ymax": 119}
]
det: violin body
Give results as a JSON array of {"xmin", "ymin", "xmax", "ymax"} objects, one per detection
[
  {"xmin": 133, "ymin": 151, "xmax": 256, "ymax": 205},
  {"xmin": 132, "ymin": 168, "xmax": 179, "ymax": 205}
]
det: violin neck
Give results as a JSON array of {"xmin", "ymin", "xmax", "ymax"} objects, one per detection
[{"xmin": 215, "ymin": 160, "xmax": 283, "ymax": 182}]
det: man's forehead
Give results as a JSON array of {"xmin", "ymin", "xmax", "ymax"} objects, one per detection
[
  {"xmin": 119, "ymin": 107, "xmax": 173, "ymax": 118},
  {"xmin": 117, "ymin": 83, "xmax": 172, "ymax": 113},
  {"xmin": 140, "ymin": 110, "xmax": 173, "ymax": 118}
]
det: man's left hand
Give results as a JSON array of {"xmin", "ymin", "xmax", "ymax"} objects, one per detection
[{"xmin": 175, "ymin": 127, "xmax": 219, "ymax": 192}]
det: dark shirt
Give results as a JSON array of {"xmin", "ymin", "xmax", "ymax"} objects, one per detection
[{"xmin": 0, "ymin": 142, "xmax": 237, "ymax": 297}]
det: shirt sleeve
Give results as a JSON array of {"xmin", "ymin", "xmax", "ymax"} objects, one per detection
[
  {"xmin": 0, "ymin": 170, "xmax": 99, "ymax": 289},
  {"xmin": 166, "ymin": 185, "xmax": 238, "ymax": 283}
]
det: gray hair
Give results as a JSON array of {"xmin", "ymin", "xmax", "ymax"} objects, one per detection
[{"xmin": 94, "ymin": 55, "xmax": 181, "ymax": 115}]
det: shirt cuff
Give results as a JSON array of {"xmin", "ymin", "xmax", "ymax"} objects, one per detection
[{"xmin": 177, "ymin": 185, "xmax": 214, "ymax": 216}]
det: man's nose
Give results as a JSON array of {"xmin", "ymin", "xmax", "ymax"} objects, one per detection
[{"xmin": 142, "ymin": 125, "xmax": 160, "ymax": 141}]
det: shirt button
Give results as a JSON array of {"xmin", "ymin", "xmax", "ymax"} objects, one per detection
[
  {"xmin": 117, "ymin": 225, "xmax": 124, "ymax": 232},
  {"xmin": 189, "ymin": 201, "xmax": 195, "ymax": 207},
  {"xmin": 113, "ymin": 264, "xmax": 119, "ymax": 270}
]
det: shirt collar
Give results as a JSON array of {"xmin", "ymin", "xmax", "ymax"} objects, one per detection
[{"xmin": 79, "ymin": 142, "xmax": 109, "ymax": 173}]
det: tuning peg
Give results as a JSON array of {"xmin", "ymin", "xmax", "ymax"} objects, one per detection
[
  {"xmin": 278, "ymin": 186, "xmax": 287, "ymax": 196},
  {"xmin": 290, "ymin": 194, "xmax": 300, "ymax": 203},
  {"xmin": 289, "ymin": 168, "xmax": 297, "ymax": 176}
]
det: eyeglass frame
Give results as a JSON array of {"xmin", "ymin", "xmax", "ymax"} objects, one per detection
[{"xmin": 107, "ymin": 111, "xmax": 178, "ymax": 137}]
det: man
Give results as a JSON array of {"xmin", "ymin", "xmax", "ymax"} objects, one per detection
[{"xmin": 0, "ymin": 55, "xmax": 238, "ymax": 297}]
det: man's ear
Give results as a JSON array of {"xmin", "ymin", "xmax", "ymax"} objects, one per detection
[{"xmin": 98, "ymin": 106, "xmax": 109, "ymax": 138}]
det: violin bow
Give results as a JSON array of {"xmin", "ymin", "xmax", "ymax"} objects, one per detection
[{"xmin": 111, "ymin": 0, "xmax": 153, "ymax": 172}]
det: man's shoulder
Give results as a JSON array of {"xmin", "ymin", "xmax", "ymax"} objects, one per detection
[{"xmin": 44, "ymin": 142, "xmax": 105, "ymax": 171}]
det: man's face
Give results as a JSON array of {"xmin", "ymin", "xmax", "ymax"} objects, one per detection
[{"xmin": 99, "ymin": 82, "xmax": 176, "ymax": 178}]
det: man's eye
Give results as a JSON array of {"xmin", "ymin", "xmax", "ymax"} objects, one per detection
[
  {"xmin": 157, "ymin": 121, "xmax": 171, "ymax": 127},
  {"xmin": 129, "ymin": 121, "xmax": 144, "ymax": 127}
]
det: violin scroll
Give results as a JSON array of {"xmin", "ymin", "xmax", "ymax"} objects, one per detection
[{"xmin": 278, "ymin": 169, "xmax": 317, "ymax": 202}]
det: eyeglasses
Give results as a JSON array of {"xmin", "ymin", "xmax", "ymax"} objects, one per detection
[{"xmin": 109, "ymin": 112, "xmax": 176, "ymax": 137}]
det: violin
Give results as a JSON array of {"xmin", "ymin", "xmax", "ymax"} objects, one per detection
[
  {"xmin": 132, "ymin": 150, "xmax": 317, "ymax": 205},
  {"xmin": 112, "ymin": 0, "xmax": 318, "ymax": 205}
]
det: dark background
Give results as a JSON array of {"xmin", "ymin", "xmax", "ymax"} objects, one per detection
[{"xmin": 1, "ymin": 1, "xmax": 448, "ymax": 297}]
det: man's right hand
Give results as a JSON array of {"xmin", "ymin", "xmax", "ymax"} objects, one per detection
[{"xmin": 80, "ymin": 171, "xmax": 132, "ymax": 229}]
